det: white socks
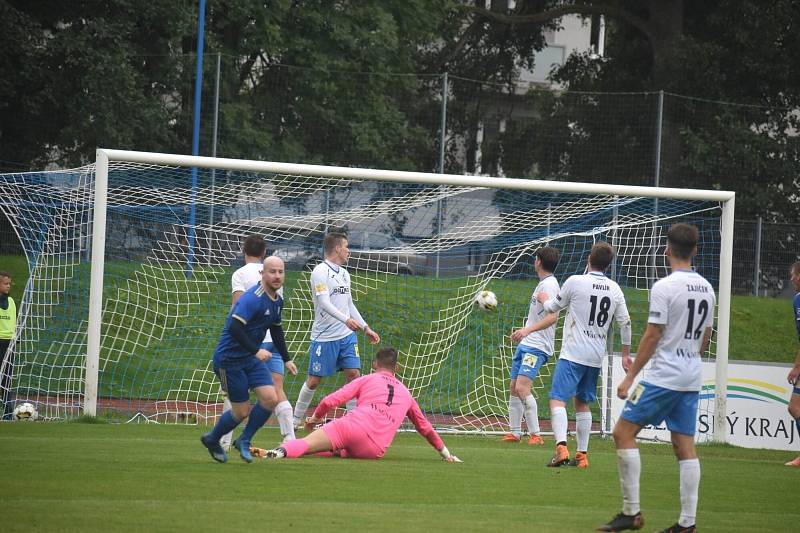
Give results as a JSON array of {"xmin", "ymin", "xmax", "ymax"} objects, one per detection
[
  {"xmin": 275, "ymin": 400, "xmax": 295, "ymax": 442},
  {"xmin": 616, "ymin": 450, "xmax": 699, "ymax": 526},
  {"xmin": 220, "ymin": 395, "xmax": 233, "ymax": 447},
  {"xmin": 575, "ymin": 411, "xmax": 592, "ymax": 452},
  {"xmin": 523, "ymin": 395, "xmax": 540, "ymax": 435},
  {"xmin": 617, "ymin": 448, "xmax": 641, "ymax": 516},
  {"xmin": 551, "ymin": 406, "xmax": 568, "ymax": 444},
  {"xmin": 293, "ymin": 383, "xmax": 316, "ymax": 423},
  {"xmin": 508, "ymin": 396, "xmax": 523, "ymax": 436},
  {"xmin": 678, "ymin": 458, "xmax": 700, "ymax": 527}
]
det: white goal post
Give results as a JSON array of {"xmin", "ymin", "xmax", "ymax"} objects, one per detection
[{"xmin": 84, "ymin": 148, "xmax": 735, "ymax": 442}]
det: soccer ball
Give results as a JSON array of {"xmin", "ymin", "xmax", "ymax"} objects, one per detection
[
  {"xmin": 474, "ymin": 290, "xmax": 498, "ymax": 311},
  {"xmin": 13, "ymin": 402, "xmax": 38, "ymax": 422}
]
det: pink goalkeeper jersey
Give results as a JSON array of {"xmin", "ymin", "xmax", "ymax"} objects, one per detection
[{"xmin": 312, "ymin": 371, "xmax": 444, "ymax": 454}]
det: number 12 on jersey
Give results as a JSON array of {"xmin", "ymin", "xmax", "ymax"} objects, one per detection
[{"xmin": 685, "ymin": 299, "xmax": 709, "ymax": 340}]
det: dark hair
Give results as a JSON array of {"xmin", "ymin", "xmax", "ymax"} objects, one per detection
[
  {"xmin": 536, "ymin": 246, "xmax": 560, "ymax": 273},
  {"xmin": 0, "ymin": 271, "xmax": 10, "ymax": 279},
  {"xmin": 375, "ymin": 346, "xmax": 398, "ymax": 369},
  {"xmin": 324, "ymin": 232, "xmax": 347, "ymax": 255},
  {"xmin": 588, "ymin": 242, "xmax": 614, "ymax": 271},
  {"xmin": 667, "ymin": 224, "xmax": 699, "ymax": 260},
  {"xmin": 242, "ymin": 235, "xmax": 267, "ymax": 258},
  {"xmin": 791, "ymin": 261, "xmax": 800, "ymax": 276}
]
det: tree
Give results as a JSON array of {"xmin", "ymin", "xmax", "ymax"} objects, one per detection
[
  {"xmin": 447, "ymin": 0, "xmax": 800, "ymax": 221},
  {"xmin": 0, "ymin": 1, "xmax": 195, "ymax": 170},
  {"xmin": 0, "ymin": 1, "xmax": 459, "ymax": 173}
]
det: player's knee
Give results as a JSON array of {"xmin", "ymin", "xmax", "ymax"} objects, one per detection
[
  {"xmin": 275, "ymin": 388, "xmax": 288, "ymax": 403},
  {"xmin": 258, "ymin": 390, "xmax": 278, "ymax": 408},
  {"xmin": 306, "ymin": 376, "xmax": 321, "ymax": 389},
  {"xmin": 612, "ymin": 422, "xmax": 634, "ymax": 447},
  {"xmin": 573, "ymin": 400, "xmax": 590, "ymax": 412},
  {"xmin": 671, "ymin": 436, "xmax": 696, "ymax": 460},
  {"xmin": 514, "ymin": 383, "xmax": 530, "ymax": 398},
  {"xmin": 611, "ymin": 424, "xmax": 625, "ymax": 445},
  {"xmin": 549, "ymin": 399, "xmax": 566, "ymax": 410},
  {"xmin": 788, "ymin": 402, "xmax": 800, "ymax": 419},
  {"xmin": 231, "ymin": 403, "xmax": 251, "ymax": 421}
]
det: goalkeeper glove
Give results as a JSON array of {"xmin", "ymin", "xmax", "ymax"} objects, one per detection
[
  {"xmin": 249, "ymin": 446, "xmax": 268, "ymax": 458},
  {"xmin": 438, "ymin": 446, "xmax": 462, "ymax": 463}
]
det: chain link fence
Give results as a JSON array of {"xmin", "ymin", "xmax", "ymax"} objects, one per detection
[{"xmin": 734, "ymin": 219, "xmax": 800, "ymax": 297}]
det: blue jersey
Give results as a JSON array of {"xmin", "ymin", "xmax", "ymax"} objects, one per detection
[
  {"xmin": 213, "ymin": 283, "xmax": 283, "ymax": 364},
  {"xmin": 794, "ymin": 293, "xmax": 800, "ymax": 341}
]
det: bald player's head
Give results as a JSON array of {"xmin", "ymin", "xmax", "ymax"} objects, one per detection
[{"xmin": 261, "ymin": 255, "xmax": 285, "ymax": 294}]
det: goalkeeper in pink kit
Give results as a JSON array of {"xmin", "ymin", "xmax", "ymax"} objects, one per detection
[{"xmin": 254, "ymin": 347, "xmax": 461, "ymax": 462}]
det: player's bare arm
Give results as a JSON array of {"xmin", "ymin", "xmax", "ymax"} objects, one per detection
[
  {"xmin": 255, "ymin": 348, "xmax": 272, "ymax": 362},
  {"xmin": 700, "ymin": 326, "xmax": 714, "ymax": 356},
  {"xmin": 617, "ymin": 323, "xmax": 663, "ymax": 400},
  {"xmin": 788, "ymin": 347, "xmax": 800, "ymax": 385},
  {"xmin": 231, "ymin": 291, "xmax": 244, "ymax": 308},
  {"xmin": 511, "ymin": 312, "xmax": 557, "ymax": 343},
  {"xmin": 364, "ymin": 325, "xmax": 380, "ymax": 344}
]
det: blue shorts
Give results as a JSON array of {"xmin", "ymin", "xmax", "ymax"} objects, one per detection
[
  {"xmin": 308, "ymin": 332, "xmax": 360, "ymax": 377},
  {"xmin": 510, "ymin": 346, "xmax": 550, "ymax": 381},
  {"xmin": 261, "ymin": 341, "xmax": 285, "ymax": 376},
  {"xmin": 213, "ymin": 357, "xmax": 274, "ymax": 403},
  {"xmin": 620, "ymin": 382, "xmax": 699, "ymax": 436},
  {"xmin": 548, "ymin": 358, "xmax": 601, "ymax": 404}
]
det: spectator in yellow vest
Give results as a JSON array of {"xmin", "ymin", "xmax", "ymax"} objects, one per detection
[{"xmin": 0, "ymin": 271, "xmax": 16, "ymax": 419}]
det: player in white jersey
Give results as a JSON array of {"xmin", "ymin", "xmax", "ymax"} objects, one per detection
[
  {"xmin": 293, "ymin": 232, "xmax": 381, "ymax": 427},
  {"xmin": 502, "ymin": 246, "xmax": 561, "ymax": 445},
  {"xmin": 223, "ymin": 235, "xmax": 298, "ymax": 447},
  {"xmin": 599, "ymin": 224, "xmax": 715, "ymax": 533},
  {"xmin": 538, "ymin": 241, "xmax": 631, "ymax": 469}
]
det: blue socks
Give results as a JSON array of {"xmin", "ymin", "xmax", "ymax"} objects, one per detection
[
  {"xmin": 239, "ymin": 403, "xmax": 272, "ymax": 443},
  {"xmin": 209, "ymin": 410, "xmax": 241, "ymax": 442}
]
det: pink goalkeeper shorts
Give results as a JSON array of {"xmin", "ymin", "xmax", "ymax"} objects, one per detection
[{"xmin": 321, "ymin": 417, "xmax": 385, "ymax": 459}]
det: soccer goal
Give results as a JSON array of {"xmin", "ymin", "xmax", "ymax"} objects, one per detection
[{"xmin": 0, "ymin": 149, "xmax": 734, "ymax": 441}]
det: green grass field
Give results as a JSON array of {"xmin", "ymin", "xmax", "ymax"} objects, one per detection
[{"xmin": 1, "ymin": 422, "xmax": 797, "ymax": 532}]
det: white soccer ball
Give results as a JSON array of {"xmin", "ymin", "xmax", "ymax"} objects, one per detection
[
  {"xmin": 13, "ymin": 402, "xmax": 38, "ymax": 422},
  {"xmin": 474, "ymin": 290, "xmax": 498, "ymax": 311}
]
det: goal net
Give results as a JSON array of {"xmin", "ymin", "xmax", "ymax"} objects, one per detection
[{"xmin": 0, "ymin": 150, "xmax": 734, "ymax": 439}]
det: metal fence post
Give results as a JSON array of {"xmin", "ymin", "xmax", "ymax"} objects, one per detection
[
  {"xmin": 209, "ymin": 53, "xmax": 221, "ymax": 228},
  {"xmin": 435, "ymin": 72, "xmax": 448, "ymax": 278},
  {"xmin": 651, "ymin": 90, "xmax": 664, "ymax": 286},
  {"xmin": 753, "ymin": 216, "xmax": 762, "ymax": 296}
]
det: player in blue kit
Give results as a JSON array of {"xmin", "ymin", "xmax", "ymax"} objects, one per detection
[
  {"xmin": 200, "ymin": 256, "xmax": 290, "ymax": 464},
  {"xmin": 785, "ymin": 261, "xmax": 800, "ymax": 467},
  {"xmin": 599, "ymin": 224, "xmax": 715, "ymax": 533},
  {"xmin": 226, "ymin": 235, "xmax": 297, "ymax": 446}
]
